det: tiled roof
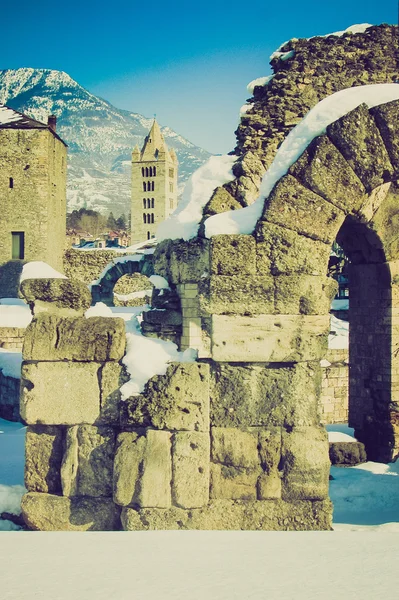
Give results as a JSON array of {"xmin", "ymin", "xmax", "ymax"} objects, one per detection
[{"xmin": 0, "ymin": 104, "xmax": 67, "ymax": 146}]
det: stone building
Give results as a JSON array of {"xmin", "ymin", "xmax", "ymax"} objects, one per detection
[
  {"xmin": 0, "ymin": 106, "xmax": 67, "ymax": 297},
  {"xmin": 131, "ymin": 120, "xmax": 178, "ymax": 244}
]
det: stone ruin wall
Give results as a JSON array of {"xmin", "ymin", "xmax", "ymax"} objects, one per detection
[
  {"xmin": 210, "ymin": 24, "xmax": 399, "ymax": 213},
  {"xmin": 20, "ymin": 274, "xmax": 332, "ymax": 531}
]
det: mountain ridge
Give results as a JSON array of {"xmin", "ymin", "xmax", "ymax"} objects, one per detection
[{"xmin": 0, "ymin": 68, "xmax": 211, "ymax": 216}]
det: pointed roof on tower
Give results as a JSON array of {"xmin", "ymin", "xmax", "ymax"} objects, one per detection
[
  {"xmin": 141, "ymin": 119, "xmax": 167, "ymax": 161},
  {"xmin": 169, "ymin": 147, "xmax": 178, "ymax": 164}
]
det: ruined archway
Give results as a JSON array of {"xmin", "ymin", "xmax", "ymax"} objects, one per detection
[{"xmin": 91, "ymin": 254, "xmax": 154, "ymax": 306}]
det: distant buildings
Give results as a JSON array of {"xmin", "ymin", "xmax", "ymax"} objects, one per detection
[
  {"xmin": 131, "ymin": 119, "xmax": 178, "ymax": 244},
  {"xmin": 0, "ymin": 106, "xmax": 67, "ymax": 296}
]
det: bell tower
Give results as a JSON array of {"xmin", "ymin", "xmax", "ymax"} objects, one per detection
[{"xmin": 131, "ymin": 120, "xmax": 178, "ymax": 244}]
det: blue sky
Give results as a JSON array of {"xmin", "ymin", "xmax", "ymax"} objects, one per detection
[{"xmin": 1, "ymin": 0, "xmax": 396, "ymax": 153}]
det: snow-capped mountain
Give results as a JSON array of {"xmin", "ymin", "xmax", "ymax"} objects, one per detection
[{"xmin": 0, "ymin": 68, "xmax": 211, "ymax": 215}]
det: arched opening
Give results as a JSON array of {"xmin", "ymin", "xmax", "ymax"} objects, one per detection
[
  {"xmin": 151, "ymin": 213, "xmax": 154, "ymax": 224},
  {"xmin": 151, "ymin": 198, "xmax": 154, "ymax": 208},
  {"xmin": 142, "ymin": 199, "xmax": 146, "ymax": 209},
  {"xmin": 153, "ymin": 166, "xmax": 156, "ymax": 176},
  {"xmin": 141, "ymin": 167, "xmax": 145, "ymax": 177},
  {"xmin": 143, "ymin": 214, "xmax": 146, "ymax": 223},
  {"xmin": 147, "ymin": 231, "xmax": 151, "ymax": 240},
  {"xmin": 333, "ymin": 215, "xmax": 393, "ymax": 462},
  {"xmin": 149, "ymin": 167, "xmax": 152, "ymax": 177},
  {"xmin": 143, "ymin": 182, "xmax": 147, "ymax": 192}
]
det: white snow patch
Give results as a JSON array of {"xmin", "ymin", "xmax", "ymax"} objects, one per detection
[
  {"xmin": 114, "ymin": 289, "xmax": 152, "ymax": 301},
  {"xmin": 328, "ymin": 432, "xmax": 357, "ymax": 443},
  {"xmin": 240, "ymin": 103, "xmax": 254, "ymax": 116},
  {"xmin": 247, "ymin": 75, "xmax": 274, "ymax": 94},
  {"xmin": 320, "ymin": 23, "xmax": 373, "ymax": 39},
  {"xmin": 85, "ymin": 302, "xmax": 114, "ymax": 318},
  {"xmin": 0, "ymin": 105, "xmax": 23, "ymax": 125},
  {"xmin": 270, "ymin": 49, "xmax": 295, "ymax": 62},
  {"xmin": 156, "ymin": 155, "xmax": 237, "ymax": 242},
  {"xmin": 204, "ymin": 84, "xmax": 399, "ymax": 238},
  {"xmin": 20, "ymin": 261, "xmax": 67, "ymax": 282},
  {"xmin": 149, "ymin": 275, "xmax": 170, "ymax": 290},
  {"xmin": 329, "ymin": 314, "xmax": 348, "ymax": 349},
  {"xmin": 0, "ymin": 299, "xmax": 32, "ymax": 328},
  {"xmin": 121, "ymin": 313, "xmax": 197, "ymax": 398},
  {"xmin": 0, "ymin": 349, "xmax": 22, "ymax": 379}
]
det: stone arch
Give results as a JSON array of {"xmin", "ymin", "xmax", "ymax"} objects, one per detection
[{"xmin": 91, "ymin": 254, "xmax": 154, "ymax": 306}]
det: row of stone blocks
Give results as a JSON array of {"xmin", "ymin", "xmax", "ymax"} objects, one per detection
[{"xmin": 20, "ymin": 312, "xmax": 332, "ymax": 530}]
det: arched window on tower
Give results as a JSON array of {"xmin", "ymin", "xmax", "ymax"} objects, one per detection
[
  {"xmin": 143, "ymin": 182, "xmax": 146, "ymax": 192},
  {"xmin": 151, "ymin": 213, "xmax": 154, "ymax": 223},
  {"xmin": 151, "ymin": 198, "xmax": 154, "ymax": 208},
  {"xmin": 141, "ymin": 167, "xmax": 145, "ymax": 177},
  {"xmin": 147, "ymin": 231, "xmax": 151, "ymax": 240},
  {"xmin": 143, "ymin": 214, "xmax": 146, "ymax": 223},
  {"xmin": 152, "ymin": 181, "xmax": 155, "ymax": 191},
  {"xmin": 143, "ymin": 199, "xmax": 146, "ymax": 209},
  {"xmin": 145, "ymin": 167, "xmax": 149, "ymax": 177},
  {"xmin": 147, "ymin": 213, "xmax": 151, "ymax": 223},
  {"xmin": 147, "ymin": 181, "xmax": 151, "ymax": 190},
  {"xmin": 153, "ymin": 166, "xmax": 157, "ymax": 176}
]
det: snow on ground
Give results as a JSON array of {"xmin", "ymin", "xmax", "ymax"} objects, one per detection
[
  {"xmin": 326, "ymin": 423, "xmax": 356, "ymax": 443},
  {"xmin": 156, "ymin": 155, "xmax": 236, "ymax": 241},
  {"xmin": 329, "ymin": 314, "xmax": 348, "ymax": 349},
  {"xmin": 0, "ymin": 349, "xmax": 22, "ymax": 379},
  {"xmin": 20, "ymin": 261, "xmax": 67, "ymax": 281},
  {"xmin": 0, "ymin": 298, "xmax": 32, "ymax": 328},
  {"xmin": 204, "ymin": 84, "xmax": 399, "ymax": 238},
  {"xmin": 0, "ymin": 418, "xmax": 25, "ymax": 530}
]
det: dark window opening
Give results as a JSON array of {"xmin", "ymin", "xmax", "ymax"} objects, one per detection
[
  {"xmin": 151, "ymin": 198, "xmax": 154, "ymax": 208},
  {"xmin": 153, "ymin": 166, "xmax": 157, "ymax": 176},
  {"xmin": 143, "ymin": 182, "xmax": 147, "ymax": 191},
  {"xmin": 143, "ymin": 214, "xmax": 146, "ymax": 223},
  {"xmin": 151, "ymin": 213, "xmax": 154, "ymax": 223},
  {"xmin": 147, "ymin": 231, "xmax": 151, "ymax": 240},
  {"xmin": 12, "ymin": 232, "xmax": 24, "ymax": 259},
  {"xmin": 9, "ymin": 177, "xmax": 13, "ymax": 189}
]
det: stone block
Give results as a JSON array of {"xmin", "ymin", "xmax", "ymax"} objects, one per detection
[
  {"xmin": 262, "ymin": 174, "xmax": 345, "ymax": 244},
  {"xmin": 98, "ymin": 361, "xmax": 126, "ymax": 425},
  {"xmin": 199, "ymin": 275, "xmax": 274, "ymax": 315},
  {"xmin": 211, "ymin": 428, "xmax": 259, "ymax": 468},
  {"xmin": 25, "ymin": 425, "xmax": 64, "ymax": 494},
  {"xmin": 257, "ymin": 473, "xmax": 282, "ymax": 499},
  {"xmin": 256, "ymin": 222, "xmax": 331, "ymax": 276},
  {"xmin": 329, "ymin": 441, "xmax": 367, "ymax": 465},
  {"xmin": 210, "ymin": 362, "xmax": 321, "ymax": 429},
  {"xmin": 371, "ymin": 100, "xmax": 399, "ymax": 174},
  {"xmin": 274, "ymin": 275, "xmax": 337, "ymax": 315},
  {"xmin": 121, "ymin": 363, "xmax": 209, "ymax": 432},
  {"xmin": 20, "ymin": 362, "xmax": 100, "ymax": 425},
  {"xmin": 61, "ymin": 425, "xmax": 115, "ymax": 497},
  {"xmin": 21, "ymin": 492, "xmax": 121, "ymax": 531},
  {"xmin": 368, "ymin": 183, "xmax": 399, "ymax": 261},
  {"xmin": 211, "ymin": 314, "xmax": 329, "ymax": 362},
  {"xmin": 171, "ymin": 240, "xmax": 210, "ymax": 283},
  {"xmin": 23, "ymin": 314, "xmax": 126, "ymax": 362},
  {"xmin": 258, "ymin": 429, "xmax": 281, "ymax": 473},
  {"xmin": 121, "ymin": 499, "xmax": 333, "ymax": 531},
  {"xmin": 201, "ymin": 186, "xmax": 243, "ymax": 220},
  {"xmin": 20, "ymin": 278, "xmax": 92, "ymax": 316},
  {"xmin": 327, "ymin": 103, "xmax": 393, "ymax": 192},
  {"xmin": 172, "ymin": 432, "xmax": 209, "ymax": 508},
  {"xmin": 282, "ymin": 427, "xmax": 330, "ymax": 501},
  {"xmin": 210, "ymin": 463, "xmax": 258, "ymax": 500},
  {"xmin": 113, "ymin": 429, "xmax": 172, "ymax": 508},
  {"xmin": 289, "ymin": 134, "xmax": 366, "ymax": 213},
  {"xmin": 210, "ymin": 234, "xmax": 256, "ymax": 276}
]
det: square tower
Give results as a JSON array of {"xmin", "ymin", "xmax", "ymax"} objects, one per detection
[
  {"xmin": 0, "ymin": 106, "xmax": 67, "ymax": 297},
  {"xmin": 131, "ymin": 120, "xmax": 178, "ymax": 244}
]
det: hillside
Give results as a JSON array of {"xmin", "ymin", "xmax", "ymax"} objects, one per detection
[{"xmin": 0, "ymin": 68, "xmax": 211, "ymax": 216}]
